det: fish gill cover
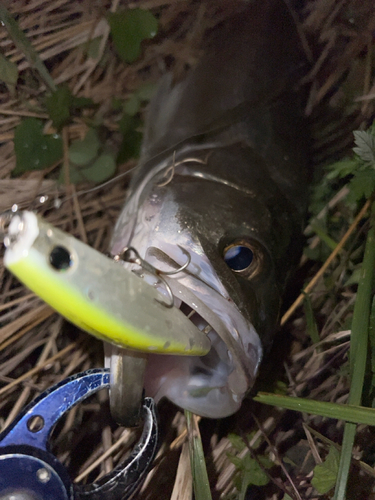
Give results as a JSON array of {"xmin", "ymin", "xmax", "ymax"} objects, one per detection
[{"xmin": 0, "ymin": 0, "xmax": 374, "ymax": 499}]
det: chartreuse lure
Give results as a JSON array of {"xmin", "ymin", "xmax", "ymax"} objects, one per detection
[{"xmin": 2, "ymin": 211, "xmax": 210, "ymax": 356}]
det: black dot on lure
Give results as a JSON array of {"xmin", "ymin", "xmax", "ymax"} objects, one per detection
[{"xmin": 49, "ymin": 246, "xmax": 73, "ymax": 271}]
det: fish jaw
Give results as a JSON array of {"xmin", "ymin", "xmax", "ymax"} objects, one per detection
[
  {"xmin": 110, "ymin": 182, "xmax": 264, "ymax": 418},
  {"xmin": 147, "ymin": 272, "xmax": 263, "ymax": 418}
]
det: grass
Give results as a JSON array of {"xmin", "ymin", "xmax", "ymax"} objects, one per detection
[
  {"xmin": 185, "ymin": 410, "xmax": 213, "ymax": 500},
  {"xmin": 334, "ymin": 200, "xmax": 375, "ymax": 500},
  {"xmin": 0, "ymin": 1, "xmax": 375, "ymax": 499}
]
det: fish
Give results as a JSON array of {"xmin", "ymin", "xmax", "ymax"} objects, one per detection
[{"xmin": 110, "ymin": 0, "xmax": 309, "ymax": 418}]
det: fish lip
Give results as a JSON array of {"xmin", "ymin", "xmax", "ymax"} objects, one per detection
[{"xmin": 163, "ymin": 272, "xmax": 263, "ymax": 388}]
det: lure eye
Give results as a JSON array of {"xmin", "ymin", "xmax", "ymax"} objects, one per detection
[
  {"xmin": 223, "ymin": 245, "xmax": 254, "ymax": 271},
  {"xmin": 49, "ymin": 246, "xmax": 72, "ymax": 271}
]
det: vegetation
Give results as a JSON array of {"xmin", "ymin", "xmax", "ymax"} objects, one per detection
[{"xmin": 0, "ymin": 1, "xmax": 374, "ymax": 499}]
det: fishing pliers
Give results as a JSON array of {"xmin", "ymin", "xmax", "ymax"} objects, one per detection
[{"xmin": 0, "ymin": 369, "xmax": 158, "ymax": 500}]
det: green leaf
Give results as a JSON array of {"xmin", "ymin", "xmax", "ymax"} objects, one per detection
[
  {"xmin": 79, "ymin": 153, "xmax": 116, "ymax": 183},
  {"xmin": 62, "ymin": 153, "xmax": 116, "ymax": 185},
  {"xmin": 241, "ymin": 455, "xmax": 270, "ymax": 487},
  {"xmin": 13, "ymin": 118, "xmax": 63, "ymax": 175},
  {"xmin": 258, "ymin": 455, "xmax": 273, "ymax": 469},
  {"xmin": 108, "ymin": 9, "xmax": 158, "ymax": 63},
  {"xmin": 353, "ymin": 130, "xmax": 375, "ymax": 166},
  {"xmin": 283, "ymin": 456, "xmax": 297, "ymax": 467},
  {"xmin": 118, "ymin": 113, "xmax": 141, "ymax": 135},
  {"xmin": 227, "ymin": 454, "xmax": 244, "ymax": 469},
  {"xmin": 273, "ymin": 380, "xmax": 289, "ymax": 395},
  {"xmin": 230, "ymin": 453, "xmax": 270, "ymax": 499},
  {"xmin": 117, "ymin": 112, "xmax": 143, "ymax": 164},
  {"xmin": 123, "ymin": 83, "xmax": 156, "ymax": 116},
  {"xmin": 304, "ymin": 293, "xmax": 321, "ymax": 344},
  {"xmin": 369, "ymin": 297, "xmax": 375, "ymax": 377},
  {"xmin": 344, "ymin": 267, "xmax": 362, "ymax": 287},
  {"xmin": 117, "ymin": 128, "xmax": 142, "ymax": 163},
  {"xmin": 111, "ymin": 97, "xmax": 123, "ymax": 110},
  {"xmin": 45, "ymin": 86, "xmax": 72, "ymax": 130},
  {"xmin": 228, "ymin": 451, "xmax": 271, "ymax": 496},
  {"xmin": 308, "ymin": 176, "xmax": 336, "ymax": 217},
  {"xmin": 71, "ymin": 95, "xmax": 94, "ymax": 110},
  {"xmin": 326, "ymin": 158, "xmax": 359, "ymax": 180},
  {"xmin": 69, "ymin": 128, "xmax": 100, "ymax": 165},
  {"xmin": 124, "ymin": 94, "xmax": 140, "ymax": 116},
  {"xmin": 46, "ymin": 85, "xmax": 95, "ymax": 130},
  {"xmin": 312, "ymin": 446, "xmax": 339, "ymax": 494},
  {"xmin": 310, "ymin": 221, "xmax": 338, "ymax": 251},
  {"xmin": 347, "ymin": 169, "xmax": 375, "ymax": 203},
  {"xmin": 136, "ymin": 82, "xmax": 157, "ymax": 101},
  {"xmin": 228, "ymin": 433, "xmax": 246, "ymax": 452},
  {"xmin": 0, "ymin": 53, "xmax": 18, "ymax": 93}
]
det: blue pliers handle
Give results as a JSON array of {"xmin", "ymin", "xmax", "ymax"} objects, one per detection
[{"xmin": 0, "ymin": 368, "xmax": 158, "ymax": 500}]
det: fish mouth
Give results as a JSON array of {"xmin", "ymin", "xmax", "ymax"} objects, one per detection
[
  {"xmin": 141, "ymin": 261, "xmax": 263, "ymax": 418},
  {"xmin": 110, "ymin": 234, "xmax": 263, "ymax": 417}
]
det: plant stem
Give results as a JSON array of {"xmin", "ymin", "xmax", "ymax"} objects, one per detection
[
  {"xmin": 0, "ymin": 2, "xmax": 56, "ymax": 92},
  {"xmin": 185, "ymin": 410, "xmax": 212, "ymax": 500},
  {"xmin": 334, "ymin": 200, "xmax": 375, "ymax": 500}
]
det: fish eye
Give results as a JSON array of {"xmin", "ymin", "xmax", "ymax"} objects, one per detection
[
  {"xmin": 49, "ymin": 246, "xmax": 73, "ymax": 271},
  {"xmin": 224, "ymin": 245, "xmax": 253, "ymax": 271},
  {"xmin": 223, "ymin": 240, "xmax": 261, "ymax": 278}
]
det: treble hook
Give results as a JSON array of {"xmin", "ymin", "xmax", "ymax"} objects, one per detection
[
  {"xmin": 0, "ymin": 210, "xmax": 24, "ymax": 247},
  {"xmin": 0, "ymin": 211, "xmax": 13, "ymax": 238},
  {"xmin": 115, "ymin": 246, "xmax": 191, "ymax": 308}
]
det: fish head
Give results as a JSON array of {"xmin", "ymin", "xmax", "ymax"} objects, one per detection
[{"xmin": 111, "ymin": 143, "xmax": 302, "ymax": 418}]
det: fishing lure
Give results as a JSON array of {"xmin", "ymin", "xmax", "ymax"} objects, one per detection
[{"xmin": 1, "ymin": 210, "xmax": 209, "ymax": 357}]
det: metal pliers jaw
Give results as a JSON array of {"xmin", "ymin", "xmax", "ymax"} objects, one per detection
[{"xmin": 0, "ymin": 369, "xmax": 158, "ymax": 500}]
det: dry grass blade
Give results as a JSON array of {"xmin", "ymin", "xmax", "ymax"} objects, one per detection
[
  {"xmin": 0, "ymin": 342, "xmax": 77, "ymax": 400},
  {"xmin": 0, "ymin": 0, "xmax": 374, "ymax": 498},
  {"xmin": 171, "ymin": 442, "xmax": 193, "ymax": 500},
  {"xmin": 74, "ymin": 428, "xmax": 133, "ymax": 483},
  {"xmin": 281, "ymin": 198, "xmax": 371, "ymax": 325}
]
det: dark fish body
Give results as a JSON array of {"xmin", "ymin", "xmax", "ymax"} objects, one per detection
[{"xmin": 111, "ymin": 0, "xmax": 308, "ymax": 417}]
